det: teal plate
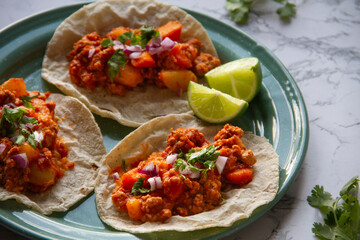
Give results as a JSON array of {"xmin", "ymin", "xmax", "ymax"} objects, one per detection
[{"xmin": 0, "ymin": 3, "xmax": 309, "ymax": 240}]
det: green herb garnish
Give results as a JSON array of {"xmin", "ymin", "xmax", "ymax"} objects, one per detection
[
  {"xmin": 307, "ymin": 176, "xmax": 360, "ymax": 240},
  {"xmin": 174, "ymin": 145, "xmax": 220, "ymax": 177},
  {"xmin": 0, "ymin": 106, "xmax": 40, "ymax": 148},
  {"xmin": 131, "ymin": 177, "xmax": 151, "ymax": 196},
  {"xmin": 20, "ymin": 95, "xmax": 39, "ymax": 109},
  {"xmin": 225, "ymin": 0, "xmax": 296, "ymax": 25},
  {"xmin": 107, "ymin": 50, "xmax": 128, "ymax": 82}
]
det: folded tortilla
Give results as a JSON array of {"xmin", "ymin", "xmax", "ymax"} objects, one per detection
[
  {"xmin": 95, "ymin": 114, "xmax": 279, "ymax": 232},
  {"xmin": 0, "ymin": 94, "xmax": 106, "ymax": 215},
  {"xmin": 42, "ymin": 0, "xmax": 218, "ymax": 127}
]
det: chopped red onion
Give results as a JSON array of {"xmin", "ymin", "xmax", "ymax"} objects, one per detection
[
  {"xmin": 154, "ymin": 176, "xmax": 162, "ymax": 189},
  {"xmin": 161, "ymin": 37, "xmax": 176, "ymax": 50},
  {"xmin": 12, "ymin": 153, "xmax": 28, "ymax": 169},
  {"xmin": 113, "ymin": 40, "xmax": 124, "ymax": 50},
  {"xmin": 112, "ymin": 172, "xmax": 120, "ymax": 181},
  {"xmin": 126, "ymin": 45, "xmax": 143, "ymax": 52},
  {"xmin": 180, "ymin": 166, "xmax": 200, "ymax": 179},
  {"xmin": 215, "ymin": 156, "xmax": 228, "ymax": 174},
  {"xmin": 34, "ymin": 131, "xmax": 43, "ymax": 143},
  {"xmin": 166, "ymin": 154, "xmax": 177, "ymax": 165},
  {"xmin": 4, "ymin": 103, "xmax": 16, "ymax": 109},
  {"xmin": 0, "ymin": 144, "xmax": 6, "ymax": 155},
  {"xmin": 128, "ymin": 52, "xmax": 142, "ymax": 59},
  {"xmin": 88, "ymin": 48, "xmax": 95, "ymax": 58},
  {"xmin": 148, "ymin": 177, "xmax": 156, "ymax": 191},
  {"xmin": 147, "ymin": 176, "xmax": 163, "ymax": 191},
  {"xmin": 148, "ymin": 46, "xmax": 164, "ymax": 55},
  {"xmin": 10, "ymin": 133, "xmax": 19, "ymax": 143},
  {"xmin": 151, "ymin": 36, "xmax": 163, "ymax": 46},
  {"xmin": 139, "ymin": 163, "xmax": 159, "ymax": 177}
]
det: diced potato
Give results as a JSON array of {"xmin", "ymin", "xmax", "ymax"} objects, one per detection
[
  {"xmin": 1, "ymin": 78, "xmax": 28, "ymax": 97},
  {"xmin": 113, "ymin": 63, "xmax": 143, "ymax": 88},
  {"xmin": 126, "ymin": 198, "xmax": 144, "ymax": 221},
  {"xmin": 28, "ymin": 162, "xmax": 56, "ymax": 187},
  {"xmin": 159, "ymin": 70, "xmax": 197, "ymax": 94},
  {"xmin": 20, "ymin": 143, "xmax": 40, "ymax": 162}
]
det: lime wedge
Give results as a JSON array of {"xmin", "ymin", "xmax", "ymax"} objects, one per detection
[
  {"xmin": 205, "ymin": 57, "xmax": 262, "ymax": 102},
  {"xmin": 187, "ymin": 81, "xmax": 248, "ymax": 123}
]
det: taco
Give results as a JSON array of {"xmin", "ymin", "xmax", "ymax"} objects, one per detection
[
  {"xmin": 0, "ymin": 78, "xmax": 106, "ymax": 215},
  {"xmin": 42, "ymin": 0, "xmax": 220, "ymax": 127},
  {"xmin": 95, "ymin": 114, "xmax": 279, "ymax": 232}
]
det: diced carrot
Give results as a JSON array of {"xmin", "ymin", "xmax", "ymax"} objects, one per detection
[
  {"xmin": 1, "ymin": 78, "xmax": 28, "ymax": 98},
  {"xmin": 169, "ymin": 44, "xmax": 193, "ymax": 68},
  {"xmin": 126, "ymin": 198, "xmax": 144, "ymax": 221},
  {"xmin": 158, "ymin": 21, "xmax": 182, "ymax": 42},
  {"xmin": 113, "ymin": 63, "xmax": 143, "ymax": 88},
  {"xmin": 131, "ymin": 51, "xmax": 156, "ymax": 68},
  {"xmin": 19, "ymin": 143, "xmax": 40, "ymax": 162},
  {"xmin": 121, "ymin": 168, "xmax": 148, "ymax": 191},
  {"xmin": 225, "ymin": 167, "xmax": 253, "ymax": 186},
  {"xmin": 105, "ymin": 26, "xmax": 131, "ymax": 40},
  {"xmin": 159, "ymin": 70, "xmax": 197, "ymax": 94}
]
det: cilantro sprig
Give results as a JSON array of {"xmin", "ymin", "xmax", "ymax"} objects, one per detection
[
  {"xmin": 0, "ymin": 105, "xmax": 40, "ymax": 148},
  {"xmin": 20, "ymin": 95, "xmax": 39, "ymax": 109},
  {"xmin": 225, "ymin": 0, "xmax": 296, "ymax": 25},
  {"xmin": 174, "ymin": 145, "xmax": 220, "ymax": 177},
  {"xmin": 131, "ymin": 177, "xmax": 151, "ymax": 196},
  {"xmin": 307, "ymin": 176, "xmax": 360, "ymax": 240},
  {"xmin": 100, "ymin": 26, "xmax": 160, "ymax": 82}
]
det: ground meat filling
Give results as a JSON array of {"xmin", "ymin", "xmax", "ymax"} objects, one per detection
[
  {"xmin": 111, "ymin": 124, "xmax": 257, "ymax": 222},
  {"xmin": 67, "ymin": 22, "xmax": 220, "ymax": 96},
  {"xmin": 0, "ymin": 78, "xmax": 74, "ymax": 193}
]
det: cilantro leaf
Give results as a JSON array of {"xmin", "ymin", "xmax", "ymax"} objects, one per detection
[
  {"xmin": 308, "ymin": 176, "xmax": 360, "ymax": 240},
  {"xmin": 20, "ymin": 95, "xmax": 39, "ymax": 109},
  {"xmin": 312, "ymin": 222, "xmax": 333, "ymax": 240},
  {"xmin": 101, "ymin": 38, "xmax": 114, "ymax": 47},
  {"xmin": 225, "ymin": 0, "xmax": 252, "ymax": 25},
  {"xmin": 138, "ymin": 26, "xmax": 160, "ymax": 48},
  {"xmin": 276, "ymin": 2, "xmax": 296, "ymax": 20},
  {"xmin": 225, "ymin": 0, "xmax": 296, "ymax": 24},
  {"xmin": 307, "ymin": 185, "xmax": 335, "ymax": 214},
  {"xmin": 107, "ymin": 50, "xmax": 128, "ymax": 82},
  {"xmin": 131, "ymin": 177, "xmax": 151, "ymax": 196}
]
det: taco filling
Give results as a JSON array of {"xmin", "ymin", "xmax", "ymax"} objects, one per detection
[
  {"xmin": 67, "ymin": 21, "xmax": 220, "ymax": 96},
  {"xmin": 0, "ymin": 78, "xmax": 73, "ymax": 193},
  {"xmin": 111, "ymin": 124, "xmax": 256, "ymax": 222}
]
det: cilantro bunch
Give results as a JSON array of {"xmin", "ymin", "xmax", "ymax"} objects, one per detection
[
  {"xmin": 174, "ymin": 145, "xmax": 220, "ymax": 177},
  {"xmin": 131, "ymin": 177, "xmax": 151, "ymax": 196},
  {"xmin": 225, "ymin": 0, "xmax": 296, "ymax": 25},
  {"xmin": 0, "ymin": 101, "xmax": 40, "ymax": 148},
  {"xmin": 100, "ymin": 26, "xmax": 160, "ymax": 82},
  {"xmin": 307, "ymin": 176, "xmax": 360, "ymax": 240}
]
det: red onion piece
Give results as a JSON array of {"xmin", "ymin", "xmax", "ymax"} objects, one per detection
[
  {"xmin": 113, "ymin": 40, "xmax": 124, "ymax": 50},
  {"xmin": 0, "ymin": 144, "xmax": 6, "ymax": 155},
  {"xmin": 12, "ymin": 153, "xmax": 28, "ymax": 169},
  {"xmin": 128, "ymin": 52, "xmax": 142, "ymax": 59},
  {"xmin": 215, "ymin": 156, "xmax": 228, "ymax": 174},
  {"xmin": 112, "ymin": 172, "xmax": 120, "ymax": 181},
  {"xmin": 126, "ymin": 45, "xmax": 143, "ymax": 52},
  {"xmin": 154, "ymin": 176, "xmax": 162, "ymax": 189},
  {"xmin": 148, "ymin": 177, "xmax": 156, "ymax": 191},
  {"xmin": 151, "ymin": 36, "xmax": 162, "ymax": 46},
  {"xmin": 88, "ymin": 48, "xmax": 95, "ymax": 58},
  {"xmin": 180, "ymin": 166, "xmax": 200, "ymax": 179},
  {"xmin": 166, "ymin": 154, "xmax": 177, "ymax": 165},
  {"xmin": 148, "ymin": 46, "xmax": 164, "ymax": 55},
  {"xmin": 161, "ymin": 37, "xmax": 176, "ymax": 50},
  {"xmin": 139, "ymin": 163, "xmax": 159, "ymax": 177},
  {"xmin": 34, "ymin": 131, "xmax": 43, "ymax": 143}
]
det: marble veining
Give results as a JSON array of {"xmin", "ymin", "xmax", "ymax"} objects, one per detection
[{"xmin": 0, "ymin": 0, "xmax": 359, "ymax": 239}]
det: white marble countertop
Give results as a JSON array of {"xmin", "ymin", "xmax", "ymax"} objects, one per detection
[{"xmin": 0, "ymin": 0, "xmax": 359, "ymax": 239}]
